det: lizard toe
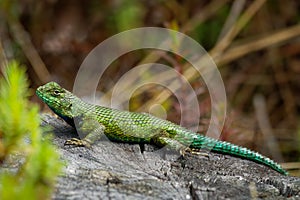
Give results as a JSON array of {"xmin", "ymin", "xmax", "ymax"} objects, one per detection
[{"xmin": 180, "ymin": 147, "xmax": 209, "ymax": 158}]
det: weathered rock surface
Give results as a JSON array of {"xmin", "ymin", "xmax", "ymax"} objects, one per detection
[{"xmin": 41, "ymin": 114, "xmax": 300, "ymax": 200}]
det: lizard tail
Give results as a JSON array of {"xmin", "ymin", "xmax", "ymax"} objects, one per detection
[{"xmin": 190, "ymin": 136, "xmax": 288, "ymax": 175}]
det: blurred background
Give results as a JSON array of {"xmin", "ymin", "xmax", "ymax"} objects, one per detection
[{"xmin": 0, "ymin": 0, "xmax": 299, "ymax": 173}]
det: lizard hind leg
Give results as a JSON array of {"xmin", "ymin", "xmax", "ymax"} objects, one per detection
[
  {"xmin": 151, "ymin": 134, "xmax": 210, "ymax": 158},
  {"xmin": 151, "ymin": 135, "xmax": 190, "ymax": 156}
]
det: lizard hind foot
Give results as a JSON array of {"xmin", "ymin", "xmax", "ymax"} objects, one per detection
[
  {"xmin": 181, "ymin": 147, "xmax": 209, "ymax": 158},
  {"xmin": 190, "ymin": 148, "xmax": 210, "ymax": 157},
  {"xmin": 179, "ymin": 147, "xmax": 192, "ymax": 156},
  {"xmin": 64, "ymin": 138, "xmax": 91, "ymax": 148}
]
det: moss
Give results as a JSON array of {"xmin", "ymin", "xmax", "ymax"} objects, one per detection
[{"xmin": 0, "ymin": 61, "xmax": 62, "ymax": 200}]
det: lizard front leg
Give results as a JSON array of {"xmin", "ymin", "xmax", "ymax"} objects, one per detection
[{"xmin": 64, "ymin": 115, "xmax": 106, "ymax": 147}]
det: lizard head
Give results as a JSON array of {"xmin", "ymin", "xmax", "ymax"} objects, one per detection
[{"xmin": 36, "ymin": 82, "xmax": 75, "ymax": 119}]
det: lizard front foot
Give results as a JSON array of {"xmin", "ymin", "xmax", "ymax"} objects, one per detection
[{"xmin": 64, "ymin": 138, "xmax": 91, "ymax": 148}]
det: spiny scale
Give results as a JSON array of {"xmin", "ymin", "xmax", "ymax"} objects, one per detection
[{"xmin": 36, "ymin": 82, "xmax": 288, "ymax": 175}]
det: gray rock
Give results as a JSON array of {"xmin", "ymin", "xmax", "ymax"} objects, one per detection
[{"xmin": 40, "ymin": 114, "xmax": 300, "ymax": 200}]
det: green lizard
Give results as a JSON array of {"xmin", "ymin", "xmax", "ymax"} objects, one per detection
[{"xmin": 36, "ymin": 82, "xmax": 288, "ymax": 175}]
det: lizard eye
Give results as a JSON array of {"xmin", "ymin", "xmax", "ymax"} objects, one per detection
[{"xmin": 53, "ymin": 90, "xmax": 60, "ymax": 95}]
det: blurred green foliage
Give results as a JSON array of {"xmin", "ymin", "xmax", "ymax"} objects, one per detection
[
  {"xmin": 0, "ymin": 61, "xmax": 62, "ymax": 200},
  {"xmin": 0, "ymin": 0, "xmax": 18, "ymax": 18},
  {"xmin": 110, "ymin": 0, "xmax": 144, "ymax": 32},
  {"xmin": 192, "ymin": 5, "xmax": 229, "ymax": 49}
]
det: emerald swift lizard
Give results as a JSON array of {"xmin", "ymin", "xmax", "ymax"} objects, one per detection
[{"xmin": 36, "ymin": 82, "xmax": 287, "ymax": 175}]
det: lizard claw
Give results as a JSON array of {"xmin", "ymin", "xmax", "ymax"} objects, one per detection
[{"xmin": 64, "ymin": 138, "xmax": 91, "ymax": 148}]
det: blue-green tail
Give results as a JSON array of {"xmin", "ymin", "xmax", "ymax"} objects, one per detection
[{"xmin": 190, "ymin": 135, "xmax": 288, "ymax": 175}]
